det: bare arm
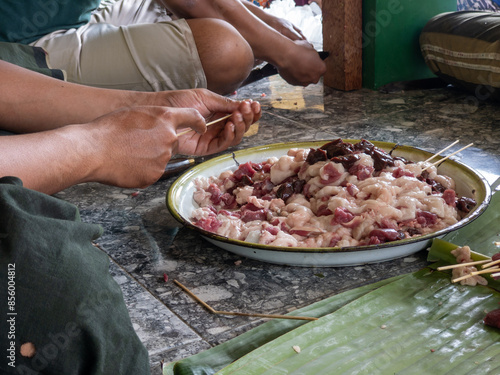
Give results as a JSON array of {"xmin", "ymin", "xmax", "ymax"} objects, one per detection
[
  {"xmin": 0, "ymin": 60, "xmax": 133, "ymax": 132},
  {"xmin": 0, "ymin": 106, "xmax": 205, "ymax": 194},
  {"xmin": 0, "ymin": 60, "xmax": 260, "ymax": 133},
  {"xmin": 241, "ymin": 0, "xmax": 306, "ymax": 41},
  {"xmin": 0, "ymin": 61, "xmax": 261, "ymax": 194},
  {"xmin": 1, "ymin": 101, "xmax": 259, "ymax": 195}
]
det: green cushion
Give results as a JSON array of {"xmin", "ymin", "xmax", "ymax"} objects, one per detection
[{"xmin": 420, "ymin": 11, "xmax": 500, "ymax": 100}]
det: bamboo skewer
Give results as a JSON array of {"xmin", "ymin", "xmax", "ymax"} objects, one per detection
[
  {"xmin": 214, "ymin": 311, "xmax": 318, "ymax": 321},
  {"xmin": 174, "ymin": 280, "xmax": 318, "ymax": 321},
  {"xmin": 174, "ymin": 279, "xmax": 217, "ymax": 314},
  {"xmin": 424, "ymin": 140, "xmax": 460, "ymax": 163},
  {"xmin": 452, "ymin": 267, "xmax": 500, "ymax": 283},
  {"xmin": 437, "ymin": 259, "xmax": 492, "ymax": 271},
  {"xmin": 177, "ymin": 114, "xmax": 232, "ymax": 137},
  {"xmin": 421, "ymin": 143, "xmax": 474, "ymax": 172},
  {"xmin": 482, "ymin": 259, "xmax": 500, "ymax": 269}
]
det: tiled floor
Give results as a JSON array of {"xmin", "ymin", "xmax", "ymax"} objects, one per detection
[{"xmin": 57, "ymin": 73, "xmax": 500, "ymax": 375}]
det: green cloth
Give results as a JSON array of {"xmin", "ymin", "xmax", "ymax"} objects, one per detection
[
  {"xmin": 0, "ymin": 0, "xmax": 101, "ymax": 44},
  {"xmin": 0, "ymin": 41, "xmax": 65, "ymax": 80},
  {"xmin": 0, "ymin": 177, "xmax": 150, "ymax": 375}
]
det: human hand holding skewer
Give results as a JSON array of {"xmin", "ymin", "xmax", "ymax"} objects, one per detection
[{"xmin": 177, "ymin": 113, "xmax": 233, "ymax": 137}]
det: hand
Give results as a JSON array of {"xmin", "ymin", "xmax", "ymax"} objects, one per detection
[
  {"xmin": 262, "ymin": 14, "xmax": 306, "ymax": 41},
  {"xmin": 142, "ymin": 88, "xmax": 261, "ymax": 155},
  {"xmin": 240, "ymin": 0, "xmax": 305, "ymax": 41},
  {"xmin": 152, "ymin": 88, "xmax": 260, "ymax": 121},
  {"xmin": 86, "ymin": 106, "xmax": 206, "ymax": 188},
  {"xmin": 177, "ymin": 99, "xmax": 261, "ymax": 155},
  {"xmin": 276, "ymin": 40, "xmax": 326, "ymax": 86}
]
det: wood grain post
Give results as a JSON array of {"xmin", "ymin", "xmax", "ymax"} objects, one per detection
[{"xmin": 322, "ymin": 0, "xmax": 363, "ymax": 91}]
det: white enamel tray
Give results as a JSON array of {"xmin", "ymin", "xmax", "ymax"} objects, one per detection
[{"xmin": 167, "ymin": 140, "xmax": 491, "ymax": 267}]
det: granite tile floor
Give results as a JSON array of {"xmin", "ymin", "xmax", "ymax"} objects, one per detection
[{"xmin": 56, "ymin": 74, "xmax": 500, "ymax": 375}]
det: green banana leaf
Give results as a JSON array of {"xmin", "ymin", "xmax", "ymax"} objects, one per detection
[
  {"xmin": 165, "ymin": 188, "xmax": 500, "ymax": 375},
  {"xmin": 216, "ymin": 268, "xmax": 500, "ymax": 375},
  {"xmin": 165, "ymin": 276, "xmax": 404, "ymax": 375},
  {"xmin": 439, "ymin": 186, "xmax": 500, "ymax": 258}
]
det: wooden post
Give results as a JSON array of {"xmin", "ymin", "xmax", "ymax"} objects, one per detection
[{"xmin": 322, "ymin": 0, "xmax": 363, "ymax": 91}]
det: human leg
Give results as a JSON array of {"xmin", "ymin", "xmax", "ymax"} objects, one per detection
[
  {"xmin": 32, "ymin": 20, "xmax": 207, "ymax": 91},
  {"xmin": 187, "ymin": 18, "xmax": 254, "ymax": 95},
  {"xmin": 33, "ymin": 17, "xmax": 253, "ymax": 94}
]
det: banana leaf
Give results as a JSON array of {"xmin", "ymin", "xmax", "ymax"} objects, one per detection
[
  {"xmin": 164, "ymin": 276, "xmax": 404, "ymax": 375},
  {"xmin": 165, "ymin": 188, "xmax": 500, "ymax": 375},
  {"xmin": 428, "ymin": 238, "xmax": 500, "ymax": 292},
  {"xmin": 439, "ymin": 185, "xmax": 500, "ymax": 258},
  {"xmin": 216, "ymin": 268, "xmax": 500, "ymax": 375}
]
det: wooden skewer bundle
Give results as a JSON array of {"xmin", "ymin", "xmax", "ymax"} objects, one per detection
[{"xmin": 437, "ymin": 255, "xmax": 500, "ymax": 284}]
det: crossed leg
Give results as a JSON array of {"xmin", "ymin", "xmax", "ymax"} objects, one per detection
[
  {"xmin": 187, "ymin": 18, "xmax": 254, "ymax": 95},
  {"xmin": 33, "ymin": 0, "xmax": 255, "ymax": 94}
]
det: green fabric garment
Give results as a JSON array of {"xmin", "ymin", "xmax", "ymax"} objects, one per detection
[
  {"xmin": 0, "ymin": 0, "xmax": 101, "ymax": 44},
  {"xmin": 0, "ymin": 177, "xmax": 151, "ymax": 375},
  {"xmin": 0, "ymin": 42, "xmax": 65, "ymax": 80}
]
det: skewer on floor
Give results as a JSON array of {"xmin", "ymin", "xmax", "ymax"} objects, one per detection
[{"xmin": 174, "ymin": 279, "xmax": 318, "ymax": 321}]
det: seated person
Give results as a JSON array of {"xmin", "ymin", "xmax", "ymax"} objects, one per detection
[
  {"xmin": 0, "ymin": 59, "xmax": 261, "ymax": 194},
  {"xmin": 420, "ymin": 10, "xmax": 500, "ymax": 101},
  {"xmin": 0, "ymin": 0, "xmax": 326, "ymax": 95},
  {"xmin": 0, "ymin": 59, "xmax": 260, "ymax": 375}
]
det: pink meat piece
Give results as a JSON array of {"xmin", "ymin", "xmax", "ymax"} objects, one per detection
[
  {"xmin": 220, "ymin": 193, "xmax": 237, "ymax": 209},
  {"xmin": 368, "ymin": 228, "xmax": 404, "ymax": 243},
  {"xmin": 219, "ymin": 210, "xmax": 241, "ymax": 218},
  {"xmin": 233, "ymin": 161, "xmax": 256, "ymax": 181},
  {"xmin": 289, "ymin": 229, "xmax": 311, "ymax": 236},
  {"xmin": 195, "ymin": 215, "xmax": 221, "ymax": 232},
  {"xmin": 328, "ymin": 234, "xmax": 341, "ymax": 247},
  {"xmin": 316, "ymin": 204, "xmax": 333, "ymax": 217},
  {"xmin": 392, "ymin": 167, "xmax": 414, "ymax": 178},
  {"xmin": 332, "ymin": 207, "xmax": 355, "ymax": 224},
  {"xmin": 252, "ymin": 178, "xmax": 275, "ymax": 198},
  {"xmin": 262, "ymin": 162, "xmax": 272, "ymax": 173},
  {"xmin": 380, "ymin": 217, "xmax": 398, "ymax": 230},
  {"xmin": 346, "ymin": 183, "xmax": 359, "ymax": 197},
  {"xmin": 241, "ymin": 209, "xmax": 267, "ymax": 223},
  {"xmin": 264, "ymin": 226, "xmax": 280, "ymax": 235},
  {"xmin": 320, "ymin": 162, "xmax": 343, "ymax": 184},
  {"xmin": 240, "ymin": 203, "xmax": 267, "ymax": 223},
  {"xmin": 207, "ymin": 183, "xmax": 223, "ymax": 205},
  {"xmin": 348, "ymin": 164, "xmax": 374, "ymax": 181},
  {"xmin": 442, "ymin": 189, "xmax": 456, "ymax": 206},
  {"xmin": 484, "ymin": 309, "xmax": 500, "ymax": 329},
  {"xmin": 416, "ymin": 211, "xmax": 438, "ymax": 227}
]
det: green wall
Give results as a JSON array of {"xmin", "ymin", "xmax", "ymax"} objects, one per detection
[{"xmin": 362, "ymin": 0, "xmax": 457, "ymax": 89}]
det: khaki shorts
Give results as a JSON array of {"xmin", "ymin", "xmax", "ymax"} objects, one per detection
[{"xmin": 32, "ymin": 0, "xmax": 207, "ymax": 91}]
